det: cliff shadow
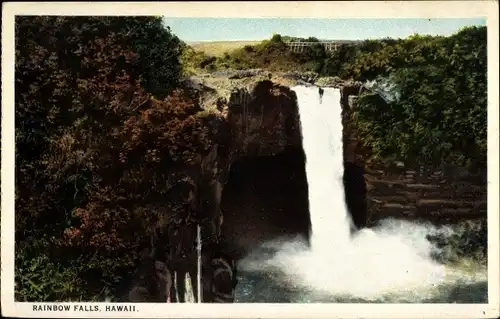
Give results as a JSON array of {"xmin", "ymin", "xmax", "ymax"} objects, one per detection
[
  {"xmin": 343, "ymin": 161, "xmax": 368, "ymax": 229},
  {"xmin": 220, "ymin": 147, "xmax": 311, "ymax": 261},
  {"xmin": 340, "ymin": 85, "xmax": 369, "ymax": 230}
]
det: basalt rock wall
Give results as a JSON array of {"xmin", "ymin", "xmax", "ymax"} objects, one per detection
[
  {"xmin": 225, "ymin": 80, "xmax": 302, "ymax": 160},
  {"xmin": 220, "ymin": 80, "xmax": 310, "ymax": 258},
  {"xmin": 126, "ymin": 79, "xmax": 309, "ymax": 302}
]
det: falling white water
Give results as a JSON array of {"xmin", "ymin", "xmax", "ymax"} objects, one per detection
[
  {"xmin": 238, "ymin": 86, "xmax": 487, "ymax": 302},
  {"xmin": 295, "ymin": 86, "xmax": 352, "ymax": 251},
  {"xmin": 184, "ymin": 273, "xmax": 195, "ymax": 303}
]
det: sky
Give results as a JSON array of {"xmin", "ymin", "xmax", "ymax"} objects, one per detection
[{"xmin": 162, "ymin": 18, "xmax": 486, "ymax": 43}]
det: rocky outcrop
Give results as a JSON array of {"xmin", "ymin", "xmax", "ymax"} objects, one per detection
[
  {"xmin": 340, "ymin": 82, "xmax": 362, "ymax": 112},
  {"xmin": 280, "ymin": 71, "xmax": 319, "ymax": 84},
  {"xmin": 218, "ymin": 80, "xmax": 310, "ymax": 257},
  {"xmin": 226, "ymin": 80, "xmax": 302, "ymax": 160},
  {"xmin": 363, "ymin": 165, "xmax": 487, "ymax": 223},
  {"xmin": 126, "ymin": 78, "xmax": 305, "ymax": 303}
]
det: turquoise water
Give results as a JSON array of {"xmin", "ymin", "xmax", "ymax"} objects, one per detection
[{"xmin": 235, "ymin": 270, "xmax": 487, "ymax": 303}]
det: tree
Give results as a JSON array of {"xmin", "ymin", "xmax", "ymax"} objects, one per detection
[
  {"xmin": 15, "ymin": 16, "xmax": 204, "ymax": 301},
  {"xmin": 351, "ymin": 26, "xmax": 487, "ymax": 168},
  {"xmin": 16, "ymin": 16, "xmax": 182, "ymax": 99},
  {"xmin": 270, "ymin": 33, "xmax": 284, "ymax": 43}
]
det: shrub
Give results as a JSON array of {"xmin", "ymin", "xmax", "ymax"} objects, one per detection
[
  {"xmin": 15, "ymin": 16, "xmax": 210, "ymax": 301},
  {"xmin": 352, "ymin": 26, "xmax": 487, "ymax": 168}
]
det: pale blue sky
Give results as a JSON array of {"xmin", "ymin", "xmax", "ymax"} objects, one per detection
[{"xmin": 162, "ymin": 18, "xmax": 486, "ymax": 43}]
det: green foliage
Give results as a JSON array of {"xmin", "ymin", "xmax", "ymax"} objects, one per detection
[
  {"xmin": 270, "ymin": 33, "xmax": 283, "ymax": 43},
  {"xmin": 342, "ymin": 35, "xmax": 450, "ymax": 81},
  {"xmin": 180, "ymin": 42, "xmax": 220, "ymax": 75},
  {"xmin": 427, "ymin": 219, "xmax": 487, "ymax": 265},
  {"xmin": 300, "ymin": 43, "xmax": 327, "ymax": 73},
  {"xmin": 15, "ymin": 238, "xmax": 84, "ymax": 301},
  {"xmin": 15, "ymin": 255, "xmax": 83, "ymax": 302},
  {"xmin": 15, "ymin": 16, "xmax": 214, "ymax": 301},
  {"xmin": 16, "ymin": 16, "xmax": 182, "ymax": 99},
  {"xmin": 352, "ymin": 26, "xmax": 487, "ymax": 168},
  {"xmin": 120, "ymin": 17, "xmax": 183, "ymax": 98},
  {"xmin": 212, "ymin": 34, "xmax": 308, "ymax": 71}
]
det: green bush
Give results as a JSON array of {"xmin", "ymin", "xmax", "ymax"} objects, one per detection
[
  {"xmin": 16, "ymin": 253, "xmax": 84, "ymax": 302},
  {"xmin": 427, "ymin": 219, "xmax": 487, "ymax": 265},
  {"xmin": 352, "ymin": 26, "xmax": 487, "ymax": 168},
  {"xmin": 18, "ymin": 16, "xmax": 182, "ymax": 99},
  {"xmin": 180, "ymin": 43, "xmax": 209, "ymax": 76},
  {"xmin": 15, "ymin": 16, "xmax": 200, "ymax": 301},
  {"xmin": 214, "ymin": 34, "xmax": 307, "ymax": 72}
]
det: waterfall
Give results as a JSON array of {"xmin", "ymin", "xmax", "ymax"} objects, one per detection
[
  {"xmin": 184, "ymin": 273, "xmax": 195, "ymax": 303},
  {"xmin": 196, "ymin": 224, "xmax": 202, "ymax": 303},
  {"xmin": 181, "ymin": 225, "xmax": 202, "ymax": 303},
  {"xmin": 293, "ymin": 86, "xmax": 352, "ymax": 251},
  {"xmin": 236, "ymin": 85, "xmax": 487, "ymax": 302},
  {"xmin": 267, "ymin": 86, "xmax": 459, "ymax": 299}
]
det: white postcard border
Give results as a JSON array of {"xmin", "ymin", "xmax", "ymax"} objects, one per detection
[{"xmin": 2, "ymin": 1, "xmax": 499, "ymax": 318}]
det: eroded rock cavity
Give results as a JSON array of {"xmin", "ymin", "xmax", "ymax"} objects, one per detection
[{"xmin": 220, "ymin": 148, "xmax": 311, "ymax": 260}]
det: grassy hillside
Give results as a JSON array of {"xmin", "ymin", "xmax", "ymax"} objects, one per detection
[{"xmin": 190, "ymin": 40, "xmax": 262, "ymax": 56}]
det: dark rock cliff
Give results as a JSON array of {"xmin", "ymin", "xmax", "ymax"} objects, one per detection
[
  {"xmin": 226, "ymin": 80, "xmax": 302, "ymax": 160},
  {"xmin": 126, "ymin": 79, "xmax": 309, "ymax": 302}
]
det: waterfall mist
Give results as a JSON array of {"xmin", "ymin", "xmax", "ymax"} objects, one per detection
[{"xmin": 236, "ymin": 86, "xmax": 487, "ymax": 303}]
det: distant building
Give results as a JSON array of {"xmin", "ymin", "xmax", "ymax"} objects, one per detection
[{"xmin": 284, "ymin": 40, "xmax": 360, "ymax": 53}]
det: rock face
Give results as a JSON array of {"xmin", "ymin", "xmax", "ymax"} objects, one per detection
[
  {"xmin": 126, "ymin": 78, "xmax": 306, "ymax": 303},
  {"xmin": 220, "ymin": 80, "xmax": 310, "ymax": 257},
  {"xmin": 340, "ymin": 83, "xmax": 369, "ymax": 228},
  {"xmin": 220, "ymin": 147, "xmax": 310, "ymax": 260},
  {"xmin": 363, "ymin": 165, "xmax": 487, "ymax": 223},
  {"xmin": 226, "ymin": 80, "xmax": 302, "ymax": 160}
]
